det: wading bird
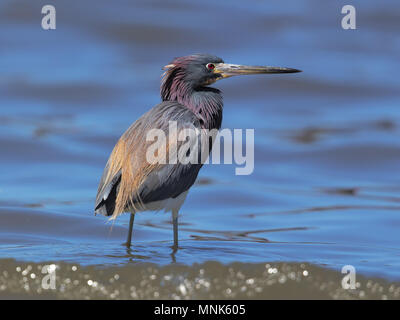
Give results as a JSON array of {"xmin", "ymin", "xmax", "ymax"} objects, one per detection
[{"xmin": 95, "ymin": 54, "xmax": 300, "ymax": 249}]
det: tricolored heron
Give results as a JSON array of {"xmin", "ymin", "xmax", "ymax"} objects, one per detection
[{"xmin": 95, "ymin": 53, "xmax": 300, "ymax": 249}]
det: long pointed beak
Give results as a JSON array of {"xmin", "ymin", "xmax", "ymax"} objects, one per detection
[{"xmin": 214, "ymin": 63, "xmax": 301, "ymax": 79}]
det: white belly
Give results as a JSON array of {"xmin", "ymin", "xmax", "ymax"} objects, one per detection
[
  {"xmin": 145, "ymin": 190, "xmax": 188, "ymax": 212},
  {"xmin": 126, "ymin": 191, "xmax": 189, "ymax": 214}
]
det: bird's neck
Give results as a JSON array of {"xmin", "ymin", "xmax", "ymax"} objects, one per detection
[{"xmin": 162, "ymin": 85, "xmax": 223, "ymax": 130}]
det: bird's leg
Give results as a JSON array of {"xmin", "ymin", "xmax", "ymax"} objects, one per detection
[
  {"xmin": 126, "ymin": 212, "xmax": 135, "ymax": 248},
  {"xmin": 172, "ymin": 209, "xmax": 179, "ymax": 251}
]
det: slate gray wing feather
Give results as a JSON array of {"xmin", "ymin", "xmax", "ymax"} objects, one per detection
[{"xmin": 95, "ymin": 101, "xmax": 204, "ymax": 217}]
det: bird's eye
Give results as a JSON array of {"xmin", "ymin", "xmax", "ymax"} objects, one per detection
[{"xmin": 206, "ymin": 63, "xmax": 215, "ymax": 70}]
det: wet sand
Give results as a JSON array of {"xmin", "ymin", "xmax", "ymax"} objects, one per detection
[{"xmin": 1, "ymin": 259, "xmax": 399, "ymax": 299}]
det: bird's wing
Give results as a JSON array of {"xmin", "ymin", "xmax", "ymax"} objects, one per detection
[
  {"xmin": 94, "ymin": 169, "xmax": 121, "ymax": 216},
  {"xmin": 95, "ymin": 101, "xmax": 206, "ymax": 218}
]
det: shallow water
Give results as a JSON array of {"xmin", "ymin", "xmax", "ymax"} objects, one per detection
[{"xmin": 1, "ymin": 0, "xmax": 400, "ymax": 298}]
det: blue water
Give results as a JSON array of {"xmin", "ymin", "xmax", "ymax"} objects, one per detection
[{"xmin": 1, "ymin": 0, "xmax": 400, "ymax": 281}]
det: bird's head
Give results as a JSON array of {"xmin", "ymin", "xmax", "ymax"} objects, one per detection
[{"xmin": 161, "ymin": 53, "xmax": 301, "ymax": 100}]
